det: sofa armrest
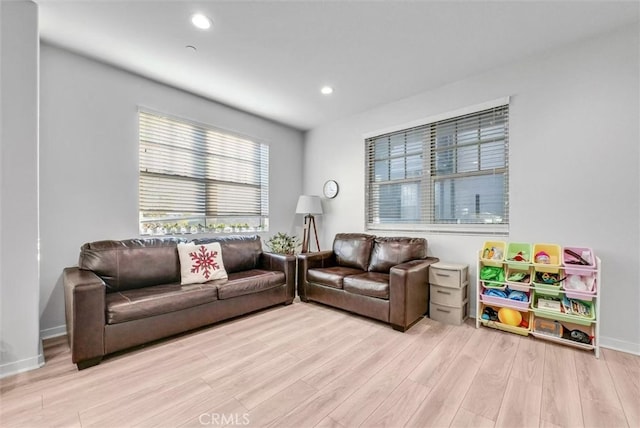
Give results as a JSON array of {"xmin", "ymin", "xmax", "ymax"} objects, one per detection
[
  {"xmin": 389, "ymin": 257, "xmax": 440, "ymax": 331},
  {"xmin": 259, "ymin": 252, "xmax": 297, "ymax": 302},
  {"xmin": 63, "ymin": 267, "xmax": 106, "ymax": 367},
  {"xmin": 296, "ymin": 251, "xmax": 336, "ymax": 300}
]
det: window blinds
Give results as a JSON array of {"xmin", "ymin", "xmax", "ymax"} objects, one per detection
[
  {"xmin": 139, "ymin": 110, "xmax": 269, "ymax": 222},
  {"xmin": 365, "ymin": 105, "xmax": 508, "ymax": 232}
]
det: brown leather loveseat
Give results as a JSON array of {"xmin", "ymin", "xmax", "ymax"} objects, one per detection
[
  {"xmin": 297, "ymin": 233, "xmax": 438, "ymax": 332},
  {"xmin": 63, "ymin": 235, "xmax": 295, "ymax": 369}
]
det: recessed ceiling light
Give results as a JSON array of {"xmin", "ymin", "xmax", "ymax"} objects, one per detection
[
  {"xmin": 191, "ymin": 13, "xmax": 212, "ymax": 30},
  {"xmin": 321, "ymin": 86, "xmax": 334, "ymax": 95},
  {"xmin": 186, "ymin": 45, "xmax": 197, "ymax": 52}
]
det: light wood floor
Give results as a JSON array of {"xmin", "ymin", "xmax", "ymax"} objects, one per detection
[{"xmin": 1, "ymin": 301, "xmax": 638, "ymax": 428}]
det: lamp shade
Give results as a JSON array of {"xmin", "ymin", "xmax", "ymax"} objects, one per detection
[{"xmin": 295, "ymin": 195, "xmax": 323, "ymax": 215}]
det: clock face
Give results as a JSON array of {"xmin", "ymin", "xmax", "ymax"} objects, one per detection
[{"xmin": 323, "ymin": 180, "xmax": 339, "ymax": 198}]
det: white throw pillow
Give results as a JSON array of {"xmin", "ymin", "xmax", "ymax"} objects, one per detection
[{"xmin": 177, "ymin": 242, "xmax": 228, "ymax": 285}]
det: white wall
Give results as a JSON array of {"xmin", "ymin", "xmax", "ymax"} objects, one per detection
[
  {"xmin": 304, "ymin": 24, "xmax": 640, "ymax": 353},
  {"xmin": 39, "ymin": 44, "xmax": 304, "ymax": 336},
  {"xmin": 0, "ymin": 0, "xmax": 42, "ymax": 377}
]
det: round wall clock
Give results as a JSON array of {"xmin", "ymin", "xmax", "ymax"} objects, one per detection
[{"xmin": 323, "ymin": 180, "xmax": 339, "ymax": 199}]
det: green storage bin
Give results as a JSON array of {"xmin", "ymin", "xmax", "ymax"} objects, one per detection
[{"xmin": 506, "ymin": 242, "xmax": 532, "ymax": 268}]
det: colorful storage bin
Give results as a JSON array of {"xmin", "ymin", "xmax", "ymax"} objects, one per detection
[
  {"xmin": 532, "ymin": 243, "xmax": 562, "ymax": 273},
  {"xmin": 532, "ymin": 269, "xmax": 564, "ymax": 297},
  {"xmin": 562, "ymin": 246, "xmax": 596, "ymax": 274},
  {"xmin": 505, "ymin": 242, "xmax": 532, "ymax": 268},
  {"xmin": 480, "ymin": 285, "xmax": 530, "ymax": 310},
  {"xmin": 479, "ymin": 303, "xmax": 531, "ymax": 336},
  {"xmin": 481, "ymin": 241, "xmax": 506, "ymax": 267},
  {"xmin": 563, "ymin": 272, "xmax": 597, "ymax": 301},
  {"xmin": 505, "ymin": 265, "xmax": 533, "ymax": 291},
  {"xmin": 531, "ymin": 291, "xmax": 595, "ymax": 327}
]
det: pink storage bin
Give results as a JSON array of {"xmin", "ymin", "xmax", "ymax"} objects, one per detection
[
  {"xmin": 563, "ymin": 272, "xmax": 597, "ymax": 301},
  {"xmin": 562, "ymin": 246, "xmax": 596, "ymax": 274},
  {"xmin": 480, "ymin": 286, "xmax": 530, "ymax": 310}
]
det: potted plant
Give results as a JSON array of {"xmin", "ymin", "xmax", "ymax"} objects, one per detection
[{"xmin": 265, "ymin": 232, "xmax": 300, "ymax": 255}]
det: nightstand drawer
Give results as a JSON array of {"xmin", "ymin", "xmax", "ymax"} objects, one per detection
[
  {"xmin": 430, "ymin": 284, "xmax": 468, "ymax": 307},
  {"xmin": 429, "ymin": 263, "xmax": 468, "ymax": 288},
  {"xmin": 430, "ymin": 301, "xmax": 468, "ymax": 325}
]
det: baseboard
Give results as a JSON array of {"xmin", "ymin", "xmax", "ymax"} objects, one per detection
[
  {"xmin": 599, "ymin": 336, "xmax": 640, "ymax": 356},
  {"xmin": 0, "ymin": 340, "xmax": 45, "ymax": 379},
  {"xmin": 40, "ymin": 324, "xmax": 67, "ymax": 340}
]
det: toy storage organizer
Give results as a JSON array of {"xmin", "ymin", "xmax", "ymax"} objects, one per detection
[{"xmin": 476, "ymin": 242, "xmax": 601, "ymax": 358}]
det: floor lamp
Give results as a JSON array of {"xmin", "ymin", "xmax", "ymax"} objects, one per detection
[{"xmin": 296, "ymin": 195, "xmax": 323, "ymax": 253}]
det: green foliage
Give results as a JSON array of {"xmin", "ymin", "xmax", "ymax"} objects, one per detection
[{"xmin": 266, "ymin": 232, "xmax": 300, "ymax": 255}]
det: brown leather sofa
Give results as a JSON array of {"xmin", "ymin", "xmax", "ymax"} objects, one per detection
[
  {"xmin": 63, "ymin": 235, "xmax": 295, "ymax": 369},
  {"xmin": 297, "ymin": 233, "xmax": 438, "ymax": 332}
]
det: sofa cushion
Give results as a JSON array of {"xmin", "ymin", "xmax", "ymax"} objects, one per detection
[
  {"xmin": 105, "ymin": 281, "xmax": 219, "ymax": 324},
  {"xmin": 307, "ymin": 266, "xmax": 365, "ymax": 289},
  {"xmin": 217, "ymin": 269, "xmax": 285, "ymax": 300},
  {"xmin": 79, "ymin": 238, "xmax": 186, "ymax": 292},
  {"xmin": 177, "ymin": 242, "xmax": 228, "ymax": 284},
  {"xmin": 344, "ymin": 272, "xmax": 390, "ymax": 299},
  {"xmin": 194, "ymin": 235, "xmax": 262, "ymax": 274},
  {"xmin": 333, "ymin": 233, "xmax": 375, "ymax": 271},
  {"xmin": 368, "ymin": 237, "xmax": 427, "ymax": 273}
]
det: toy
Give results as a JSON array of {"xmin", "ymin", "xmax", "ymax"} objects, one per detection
[
  {"xmin": 498, "ymin": 307, "xmax": 522, "ymax": 326},
  {"xmin": 507, "ymin": 290, "xmax": 528, "ymax": 302},
  {"xmin": 535, "ymin": 271, "xmax": 565, "ymax": 285},
  {"xmin": 482, "ymin": 307, "xmax": 499, "ymax": 321},
  {"xmin": 561, "ymin": 325, "xmax": 592, "ymax": 344},
  {"xmin": 507, "ymin": 271, "xmax": 528, "ymax": 282},
  {"xmin": 483, "ymin": 246, "xmax": 503, "ymax": 261},
  {"xmin": 534, "ymin": 251, "xmax": 550, "ymax": 264},
  {"xmin": 509, "ymin": 251, "xmax": 528, "ymax": 262}
]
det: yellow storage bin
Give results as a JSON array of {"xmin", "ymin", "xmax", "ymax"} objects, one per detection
[
  {"xmin": 481, "ymin": 241, "xmax": 506, "ymax": 267},
  {"xmin": 479, "ymin": 303, "xmax": 531, "ymax": 336},
  {"xmin": 532, "ymin": 243, "xmax": 562, "ymax": 273}
]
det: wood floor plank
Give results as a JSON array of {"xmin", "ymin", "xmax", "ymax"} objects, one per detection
[
  {"xmin": 540, "ymin": 344, "xmax": 584, "ymax": 427},
  {"xmin": 360, "ymin": 378, "xmax": 431, "ymax": 428},
  {"xmin": 407, "ymin": 321, "xmax": 468, "ymax": 388},
  {"xmin": 179, "ymin": 397, "xmax": 248, "ymax": 428},
  {"xmin": 494, "ymin": 377, "xmax": 541, "ymax": 428},
  {"xmin": 235, "ymin": 331, "xmax": 361, "ymax": 410},
  {"xmin": 1, "ymin": 302, "xmax": 636, "ymax": 428},
  {"xmin": 606, "ymin": 360, "xmax": 640, "ymax": 427},
  {"xmin": 510, "ymin": 333, "xmax": 546, "ymax": 386},
  {"xmin": 329, "ymin": 320, "xmax": 450, "ymax": 427},
  {"xmin": 575, "ymin": 350, "xmax": 624, "ymax": 410},
  {"xmin": 450, "ymin": 408, "xmax": 495, "ymax": 427},
  {"xmin": 460, "ymin": 332, "xmax": 520, "ymax": 421},
  {"xmin": 79, "ymin": 378, "xmax": 213, "ymax": 427},
  {"xmin": 242, "ymin": 380, "xmax": 317, "ymax": 427}
]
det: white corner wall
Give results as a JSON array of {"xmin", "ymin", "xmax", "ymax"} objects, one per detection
[
  {"xmin": 0, "ymin": 0, "xmax": 42, "ymax": 377},
  {"xmin": 303, "ymin": 24, "xmax": 640, "ymax": 354},
  {"xmin": 38, "ymin": 45, "xmax": 304, "ymax": 337}
]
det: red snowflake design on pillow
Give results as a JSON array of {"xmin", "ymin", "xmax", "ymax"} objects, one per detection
[{"xmin": 189, "ymin": 245, "xmax": 220, "ymax": 279}]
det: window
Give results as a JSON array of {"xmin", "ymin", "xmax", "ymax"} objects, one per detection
[
  {"xmin": 139, "ymin": 110, "xmax": 269, "ymax": 235},
  {"xmin": 365, "ymin": 103, "xmax": 508, "ymax": 234}
]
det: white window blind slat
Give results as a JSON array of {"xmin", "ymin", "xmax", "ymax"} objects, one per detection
[
  {"xmin": 365, "ymin": 104, "xmax": 509, "ymax": 233},
  {"xmin": 138, "ymin": 110, "xmax": 269, "ymax": 232}
]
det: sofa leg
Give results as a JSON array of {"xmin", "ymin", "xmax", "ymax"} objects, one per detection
[
  {"xmin": 284, "ymin": 299, "xmax": 294, "ymax": 306},
  {"xmin": 391, "ymin": 323, "xmax": 407, "ymax": 333},
  {"xmin": 299, "ymin": 296, "xmax": 309, "ymax": 303},
  {"xmin": 76, "ymin": 357, "xmax": 102, "ymax": 370}
]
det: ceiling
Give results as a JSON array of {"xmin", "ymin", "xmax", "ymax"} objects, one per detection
[{"xmin": 36, "ymin": 1, "xmax": 639, "ymax": 131}]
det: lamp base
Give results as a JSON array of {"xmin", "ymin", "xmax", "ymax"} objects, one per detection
[{"xmin": 301, "ymin": 214, "xmax": 320, "ymax": 253}]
